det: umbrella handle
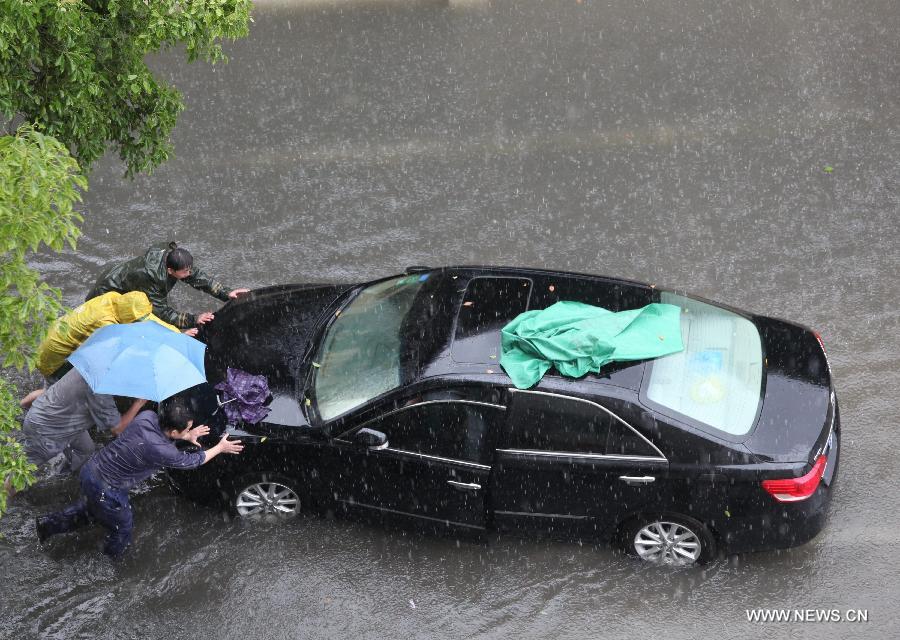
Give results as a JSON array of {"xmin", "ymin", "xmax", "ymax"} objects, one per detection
[{"xmin": 212, "ymin": 394, "xmax": 239, "ymax": 415}]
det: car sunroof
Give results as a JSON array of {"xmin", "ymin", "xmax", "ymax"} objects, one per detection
[{"xmin": 451, "ymin": 277, "xmax": 532, "ymax": 364}]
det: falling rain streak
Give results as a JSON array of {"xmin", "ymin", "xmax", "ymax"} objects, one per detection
[{"xmin": 2, "ymin": 0, "xmax": 899, "ymax": 638}]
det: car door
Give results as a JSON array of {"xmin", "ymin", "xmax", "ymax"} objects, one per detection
[
  {"xmin": 492, "ymin": 389, "xmax": 669, "ymax": 539},
  {"xmin": 329, "ymin": 399, "xmax": 504, "ymax": 532}
]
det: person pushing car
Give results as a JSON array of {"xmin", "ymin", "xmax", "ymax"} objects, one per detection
[
  {"xmin": 19, "ymin": 291, "xmax": 187, "ymax": 409},
  {"xmin": 86, "ymin": 241, "xmax": 251, "ymax": 330},
  {"xmin": 35, "ymin": 395, "xmax": 243, "ymax": 558},
  {"xmin": 21, "ymin": 369, "xmax": 146, "ymax": 479}
]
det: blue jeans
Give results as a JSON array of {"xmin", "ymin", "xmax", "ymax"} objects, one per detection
[{"xmin": 39, "ymin": 462, "xmax": 133, "ymax": 558}]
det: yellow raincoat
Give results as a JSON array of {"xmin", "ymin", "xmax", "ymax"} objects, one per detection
[{"xmin": 36, "ymin": 291, "xmax": 180, "ymax": 377}]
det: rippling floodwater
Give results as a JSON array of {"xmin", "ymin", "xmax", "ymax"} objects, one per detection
[{"xmin": 3, "ymin": 1, "xmax": 900, "ymax": 638}]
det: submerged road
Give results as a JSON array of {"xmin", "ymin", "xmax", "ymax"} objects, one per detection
[{"xmin": 2, "ymin": 1, "xmax": 899, "ymax": 638}]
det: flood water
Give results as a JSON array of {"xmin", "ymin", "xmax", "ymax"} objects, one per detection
[{"xmin": 3, "ymin": 0, "xmax": 900, "ymax": 638}]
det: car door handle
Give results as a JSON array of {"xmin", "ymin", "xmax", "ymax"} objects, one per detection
[
  {"xmin": 619, "ymin": 475, "xmax": 655, "ymax": 485},
  {"xmin": 447, "ymin": 480, "xmax": 481, "ymax": 492}
]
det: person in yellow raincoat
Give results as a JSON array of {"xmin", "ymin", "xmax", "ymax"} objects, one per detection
[{"xmin": 21, "ymin": 291, "xmax": 191, "ymax": 408}]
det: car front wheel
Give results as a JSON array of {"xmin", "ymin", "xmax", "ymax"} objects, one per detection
[
  {"xmin": 623, "ymin": 514, "xmax": 715, "ymax": 566},
  {"xmin": 232, "ymin": 475, "xmax": 301, "ymax": 521}
]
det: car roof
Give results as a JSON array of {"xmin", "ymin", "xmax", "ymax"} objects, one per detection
[
  {"xmin": 344, "ymin": 266, "xmax": 825, "ymax": 456},
  {"xmin": 407, "ymin": 266, "xmax": 660, "ymax": 388},
  {"xmin": 399, "ymin": 267, "xmax": 769, "ymax": 449}
]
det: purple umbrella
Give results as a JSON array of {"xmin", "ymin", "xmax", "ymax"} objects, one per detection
[{"xmin": 214, "ymin": 367, "xmax": 271, "ymax": 424}]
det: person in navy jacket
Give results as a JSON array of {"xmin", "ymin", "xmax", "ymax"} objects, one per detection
[{"xmin": 36, "ymin": 395, "xmax": 243, "ymax": 558}]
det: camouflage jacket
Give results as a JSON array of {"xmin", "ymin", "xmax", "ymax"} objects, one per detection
[{"xmin": 87, "ymin": 242, "xmax": 232, "ymax": 329}]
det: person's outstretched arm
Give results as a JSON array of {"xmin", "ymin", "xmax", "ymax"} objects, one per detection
[
  {"xmin": 179, "ymin": 426, "xmax": 244, "ymax": 465},
  {"xmin": 182, "ymin": 266, "xmax": 233, "ymax": 302},
  {"xmin": 111, "ymin": 399, "xmax": 148, "ymax": 436},
  {"xmin": 201, "ymin": 432, "xmax": 244, "ymax": 464}
]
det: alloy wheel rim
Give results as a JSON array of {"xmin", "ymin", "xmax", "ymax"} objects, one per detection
[
  {"xmin": 236, "ymin": 482, "xmax": 300, "ymax": 520},
  {"xmin": 633, "ymin": 521, "xmax": 702, "ymax": 565}
]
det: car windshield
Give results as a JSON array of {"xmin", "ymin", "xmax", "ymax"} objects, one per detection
[
  {"xmin": 644, "ymin": 292, "xmax": 763, "ymax": 436},
  {"xmin": 314, "ymin": 275, "xmax": 426, "ymax": 421}
]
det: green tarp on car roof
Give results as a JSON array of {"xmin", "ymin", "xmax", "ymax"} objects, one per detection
[{"xmin": 499, "ymin": 301, "xmax": 684, "ymax": 389}]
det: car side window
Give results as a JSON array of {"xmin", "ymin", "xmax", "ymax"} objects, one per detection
[
  {"xmin": 605, "ymin": 420, "xmax": 660, "ymax": 457},
  {"xmin": 503, "ymin": 392, "xmax": 612, "ymax": 454},
  {"xmin": 368, "ymin": 402, "xmax": 499, "ymax": 465}
]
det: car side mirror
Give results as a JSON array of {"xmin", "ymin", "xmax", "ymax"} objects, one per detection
[{"xmin": 354, "ymin": 427, "xmax": 388, "ymax": 450}]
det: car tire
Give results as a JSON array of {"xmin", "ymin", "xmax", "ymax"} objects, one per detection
[
  {"xmin": 230, "ymin": 473, "xmax": 302, "ymax": 522},
  {"xmin": 621, "ymin": 514, "xmax": 715, "ymax": 566}
]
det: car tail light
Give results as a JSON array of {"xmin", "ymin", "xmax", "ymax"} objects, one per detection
[{"xmin": 762, "ymin": 456, "xmax": 828, "ymax": 502}]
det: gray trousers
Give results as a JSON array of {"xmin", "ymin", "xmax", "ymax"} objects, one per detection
[{"xmin": 22, "ymin": 425, "xmax": 95, "ymax": 475}]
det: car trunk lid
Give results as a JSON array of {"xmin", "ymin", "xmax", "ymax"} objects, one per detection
[{"xmin": 744, "ymin": 316, "xmax": 835, "ymax": 465}]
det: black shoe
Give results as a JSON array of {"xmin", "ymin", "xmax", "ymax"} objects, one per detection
[{"xmin": 35, "ymin": 516, "xmax": 52, "ymax": 543}]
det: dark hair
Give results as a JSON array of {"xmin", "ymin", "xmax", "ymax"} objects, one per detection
[
  {"xmin": 113, "ymin": 396, "xmax": 157, "ymax": 415},
  {"xmin": 113, "ymin": 395, "xmax": 134, "ymax": 414},
  {"xmin": 166, "ymin": 247, "xmax": 194, "ymax": 271},
  {"xmin": 158, "ymin": 395, "xmax": 194, "ymax": 433}
]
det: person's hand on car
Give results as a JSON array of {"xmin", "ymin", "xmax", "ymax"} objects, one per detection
[
  {"xmin": 181, "ymin": 423, "xmax": 210, "ymax": 446},
  {"xmin": 200, "ymin": 433, "xmax": 244, "ymax": 465},
  {"xmin": 218, "ymin": 433, "xmax": 243, "ymax": 454}
]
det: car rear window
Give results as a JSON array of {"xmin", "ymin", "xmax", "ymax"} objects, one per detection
[{"xmin": 644, "ymin": 293, "xmax": 763, "ymax": 436}]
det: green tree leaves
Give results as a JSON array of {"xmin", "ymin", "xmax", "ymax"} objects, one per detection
[
  {"xmin": 0, "ymin": 125, "xmax": 83, "ymax": 370},
  {"xmin": 1, "ymin": 0, "xmax": 251, "ymax": 177},
  {"xmin": 0, "ymin": 0, "xmax": 252, "ymax": 516},
  {"xmin": 0, "ymin": 378, "xmax": 35, "ymax": 515},
  {"xmin": 0, "ymin": 125, "xmax": 79, "ymax": 514}
]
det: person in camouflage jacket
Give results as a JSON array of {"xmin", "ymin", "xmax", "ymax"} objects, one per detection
[{"xmin": 86, "ymin": 241, "xmax": 250, "ymax": 329}]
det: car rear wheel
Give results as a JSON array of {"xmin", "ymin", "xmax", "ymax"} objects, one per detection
[
  {"xmin": 232, "ymin": 475, "xmax": 301, "ymax": 521},
  {"xmin": 623, "ymin": 514, "xmax": 715, "ymax": 566}
]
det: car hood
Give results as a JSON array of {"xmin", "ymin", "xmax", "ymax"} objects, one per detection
[{"xmin": 200, "ymin": 283, "xmax": 354, "ymax": 390}]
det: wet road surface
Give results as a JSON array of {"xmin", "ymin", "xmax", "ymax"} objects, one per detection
[{"xmin": 2, "ymin": 1, "xmax": 899, "ymax": 638}]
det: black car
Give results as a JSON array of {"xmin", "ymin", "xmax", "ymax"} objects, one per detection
[{"xmin": 170, "ymin": 266, "xmax": 840, "ymax": 566}]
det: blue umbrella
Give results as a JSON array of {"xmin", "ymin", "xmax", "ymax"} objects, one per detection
[{"xmin": 68, "ymin": 321, "xmax": 206, "ymax": 402}]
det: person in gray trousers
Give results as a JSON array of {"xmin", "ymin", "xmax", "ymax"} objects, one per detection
[{"xmin": 21, "ymin": 369, "xmax": 146, "ymax": 475}]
